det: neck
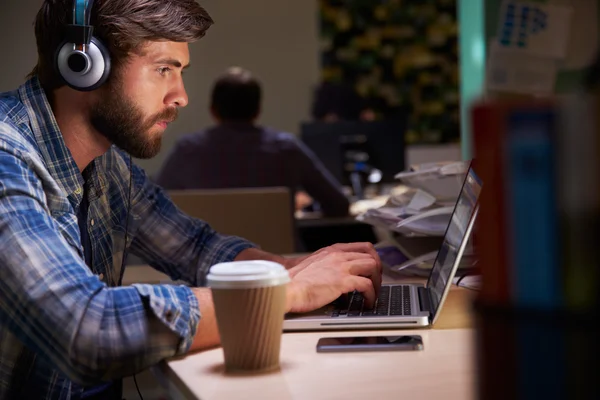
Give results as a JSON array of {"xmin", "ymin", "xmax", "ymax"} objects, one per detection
[
  {"xmin": 52, "ymin": 87, "xmax": 111, "ymax": 172},
  {"xmin": 219, "ymin": 119, "xmax": 256, "ymax": 128}
]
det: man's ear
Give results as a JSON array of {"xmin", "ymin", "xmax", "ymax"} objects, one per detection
[
  {"xmin": 252, "ymin": 106, "xmax": 261, "ymax": 122},
  {"xmin": 210, "ymin": 105, "xmax": 221, "ymax": 122}
]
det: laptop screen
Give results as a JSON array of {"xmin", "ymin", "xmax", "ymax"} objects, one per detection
[{"xmin": 426, "ymin": 166, "xmax": 482, "ymax": 318}]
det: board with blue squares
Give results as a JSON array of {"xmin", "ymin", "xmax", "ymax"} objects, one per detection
[
  {"xmin": 494, "ymin": 1, "xmax": 573, "ymax": 60},
  {"xmin": 500, "ymin": 2, "xmax": 548, "ymax": 48}
]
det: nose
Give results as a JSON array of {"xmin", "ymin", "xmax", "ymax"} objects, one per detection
[{"xmin": 167, "ymin": 78, "xmax": 189, "ymax": 108}]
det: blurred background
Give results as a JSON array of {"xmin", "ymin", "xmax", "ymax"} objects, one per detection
[{"xmin": 0, "ymin": 0, "xmax": 468, "ymax": 177}]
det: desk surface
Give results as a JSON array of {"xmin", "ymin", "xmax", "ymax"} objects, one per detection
[{"xmin": 155, "ymin": 282, "xmax": 476, "ymax": 400}]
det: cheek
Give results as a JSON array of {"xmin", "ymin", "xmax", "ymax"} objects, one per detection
[
  {"xmin": 121, "ymin": 71, "xmax": 165, "ymax": 117},
  {"xmin": 126, "ymin": 88, "xmax": 164, "ymax": 121}
]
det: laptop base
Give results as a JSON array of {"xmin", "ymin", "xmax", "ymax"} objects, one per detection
[{"xmin": 283, "ymin": 283, "xmax": 430, "ymax": 331}]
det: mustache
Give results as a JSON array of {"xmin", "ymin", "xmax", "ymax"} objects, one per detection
[{"xmin": 149, "ymin": 107, "xmax": 179, "ymax": 126}]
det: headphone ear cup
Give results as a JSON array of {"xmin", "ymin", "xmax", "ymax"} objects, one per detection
[
  {"xmin": 55, "ymin": 37, "xmax": 111, "ymax": 91},
  {"xmin": 89, "ymin": 37, "xmax": 111, "ymax": 90}
]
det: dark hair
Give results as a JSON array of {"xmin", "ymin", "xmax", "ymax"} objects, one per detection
[
  {"xmin": 30, "ymin": 0, "xmax": 214, "ymax": 91},
  {"xmin": 211, "ymin": 67, "xmax": 261, "ymax": 122}
]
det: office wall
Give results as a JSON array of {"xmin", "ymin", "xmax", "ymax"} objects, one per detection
[
  {"xmin": 0, "ymin": 0, "xmax": 320, "ymax": 176},
  {"xmin": 0, "ymin": 1, "xmax": 40, "ymax": 92}
]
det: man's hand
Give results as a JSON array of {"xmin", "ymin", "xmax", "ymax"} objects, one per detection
[
  {"xmin": 294, "ymin": 191, "xmax": 313, "ymax": 211},
  {"xmin": 285, "ymin": 250, "xmax": 382, "ymax": 314},
  {"xmin": 235, "ymin": 242, "xmax": 383, "ymax": 314},
  {"xmin": 287, "ymin": 242, "xmax": 381, "ymax": 278},
  {"xmin": 236, "ymin": 242, "xmax": 381, "ymax": 274}
]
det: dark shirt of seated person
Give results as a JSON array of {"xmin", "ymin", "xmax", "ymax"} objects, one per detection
[
  {"xmin": 155, "ymin": 67, "xmax": 350, "ymax": 217},
  {"xmin": 0, "ymin": 2, "xmax": 381, "ymax": 399}
]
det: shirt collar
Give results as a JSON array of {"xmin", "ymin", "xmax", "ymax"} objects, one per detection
[
  {"xmin": 18, "ymin": 76, "xmax": 106, "ymax": 205},
  {"xmin": 218, "ymin": 121, "xmax": 259, "ymax": 131}
]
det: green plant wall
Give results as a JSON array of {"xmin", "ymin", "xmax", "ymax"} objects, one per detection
[{"xmin": 319, "ymin": 0, "xmax": 460, "ymax": 145}]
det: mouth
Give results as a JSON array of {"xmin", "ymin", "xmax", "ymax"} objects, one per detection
[{"xmin": 155, "ymin": 121, "xmax": 169, "ymax": 129}]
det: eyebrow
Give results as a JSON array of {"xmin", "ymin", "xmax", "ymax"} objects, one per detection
[{"xmin": 155, "ymin": 58, "xmax": 191, "ymax": 70}]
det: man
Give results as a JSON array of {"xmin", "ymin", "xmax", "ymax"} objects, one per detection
[
  {"xmin": 0, "ymin": 1, "xmax": 381, "ymax": 399},
  {"xmin": 155, "ymin": 67, "xmax": 350, "ymax": 217}
]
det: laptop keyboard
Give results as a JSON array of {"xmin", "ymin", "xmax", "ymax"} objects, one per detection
[{"xmin": 331, "ymin": 285, "xmax": 412, "ymax": 317}]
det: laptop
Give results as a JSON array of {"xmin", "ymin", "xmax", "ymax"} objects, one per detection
[{"xmin": 283, "ymin": 164, "xmax": 482, "ymax": 331}]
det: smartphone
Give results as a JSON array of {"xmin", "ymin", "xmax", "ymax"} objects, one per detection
[{"xmin": 316, "ymin": 335, "xmax": 424, "ymax": 353}]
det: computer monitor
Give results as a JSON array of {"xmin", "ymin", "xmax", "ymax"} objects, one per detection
[{"xmin": 300, "ymin": 119, "xmax": 407, "ymax": 186}]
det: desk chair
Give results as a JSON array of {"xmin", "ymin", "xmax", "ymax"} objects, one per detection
[{"xmin": 168, "ymin": 187, "xmax": 296, "ymax": 254}]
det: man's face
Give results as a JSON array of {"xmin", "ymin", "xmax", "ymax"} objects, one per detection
[{"xmin": 90, "ymin": 41, "xmax": 190, "ymax": 159}]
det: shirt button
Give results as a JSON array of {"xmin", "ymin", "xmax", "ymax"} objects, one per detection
[
  {"xmin": 90, "ymin": 219, "xmax": 95, "ymax": 226},
  {"xmin": 74, "ymin": 188, "xmax": 82, "ymax": 195},
  {"xmin": 166, "ymin": 311, "xmax": 174, "ymax": 322}
]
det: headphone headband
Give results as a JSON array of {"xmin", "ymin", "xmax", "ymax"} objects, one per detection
[
  {"xmin": 74, "ymin": 0, "xmax": 95, "ymax": 26},
  {"xmin": 69, "ymin": 0, "xmax": 95, "ymax": 46}
]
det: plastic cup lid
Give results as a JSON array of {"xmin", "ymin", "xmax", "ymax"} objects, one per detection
[{"xmin": 206, "ymin": 260, "xmax": 290, "ymax": 289}]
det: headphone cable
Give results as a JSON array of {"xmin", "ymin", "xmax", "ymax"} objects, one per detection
[
  {"xmin": 133, "ymin": 374, "xmax": 144, "ymax": 400},
  {"xmin": 124, "ymin": 155, "xmax": 144, "ymax": 400}
]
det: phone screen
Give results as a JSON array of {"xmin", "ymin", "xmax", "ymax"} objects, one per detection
[{"xmin": 316, "ymin": 335, "xmax": 423, "ymax": 352}]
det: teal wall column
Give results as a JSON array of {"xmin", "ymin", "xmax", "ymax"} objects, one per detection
[{"xmin": 458, "ymin": 0, "xmax": 486, "ymax": 160}]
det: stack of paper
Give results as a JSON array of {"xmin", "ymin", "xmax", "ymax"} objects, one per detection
[
  {"xmin": 356, "ymin": 161, "xmax": 468, "ymax": 236},
  {"xmin": 394, "ymin": 161, "xmax": 469, "ymax": 202},
  {"xmin": 356, "ymin": 197, "xmax": 452, "ymax": 236}
]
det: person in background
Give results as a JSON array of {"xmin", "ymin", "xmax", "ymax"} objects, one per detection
[
  {"xmin": 311, "ymin": 80, "xmax": 376, "ymax": 122},
  {"xmin": 155, "ymin": 67, "xmax": 350, "ymax": 217},
  {"xmin": 0, "ymin": 1, "xmax": 381, "ymax": 398}
]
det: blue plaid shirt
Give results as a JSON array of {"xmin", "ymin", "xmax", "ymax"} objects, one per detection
[{"xmin": 0, "ymin": 77, "xmax": 255, "ymax": 399}]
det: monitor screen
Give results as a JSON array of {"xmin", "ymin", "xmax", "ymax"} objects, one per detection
[
  {"xmin": 426, "ymin": 166, "xmax": 482, "ymax": 317},
  {"xmin": 300, "ymin": 119, "xmax": 407, "ymax": 185}
]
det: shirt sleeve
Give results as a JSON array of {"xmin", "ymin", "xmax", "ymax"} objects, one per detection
[
  {"xmin": 289, "ymin": 136, "xmax": 350, "ymax": 217},
  {"xmin": 128, "ymin": 161, "xmax": 257, "ymax": 287},
  {"xmin": 0, "ymin": 141, "xmax": 199, "ymax": 386}
]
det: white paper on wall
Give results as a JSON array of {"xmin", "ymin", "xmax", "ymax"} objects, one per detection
[{"xmin": 486, "ymin": 42, "xmax": 558, "ymax": 95}]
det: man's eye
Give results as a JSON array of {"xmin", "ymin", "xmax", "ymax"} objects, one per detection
[{"xmin": 157, "ymin": 67, "xmax": 171, "ymax": 76}]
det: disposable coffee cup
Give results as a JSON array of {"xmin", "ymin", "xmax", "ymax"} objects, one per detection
[{"xmin": 207, "ymin": 260, "xmax": 290, "ymax": 373}]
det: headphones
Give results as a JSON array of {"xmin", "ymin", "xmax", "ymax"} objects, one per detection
[{"xmin": 55, "ymin": 0, "xmax": 111, "ymax": 91}]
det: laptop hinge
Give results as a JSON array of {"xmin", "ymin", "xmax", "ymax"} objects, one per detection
[{"xmin": 418, "ymin": 287, "xmax": 433, "ymax": 313}]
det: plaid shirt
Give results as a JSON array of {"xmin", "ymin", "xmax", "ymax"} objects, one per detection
[{"xmin": 0, "ymin": 77, "xmax": 255, "ymax": 399}]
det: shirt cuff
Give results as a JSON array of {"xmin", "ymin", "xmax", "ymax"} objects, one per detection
[
  {"xmin": 195, "ymin": 234, "xmax": 257, "ymax": 286},
  {"xmin": 131, "ymin": 283, "xmax": 200, "ymax": 355}
]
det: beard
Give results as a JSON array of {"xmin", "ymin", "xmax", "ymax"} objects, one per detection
[{"xmin": 90, "ymin": 79, "xmax": 178, "ymax": 159}]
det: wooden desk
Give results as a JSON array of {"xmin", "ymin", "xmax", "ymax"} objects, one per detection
[{"xmin": 154, "ymin": 284, "xmax": 476, "ymax": 400}]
